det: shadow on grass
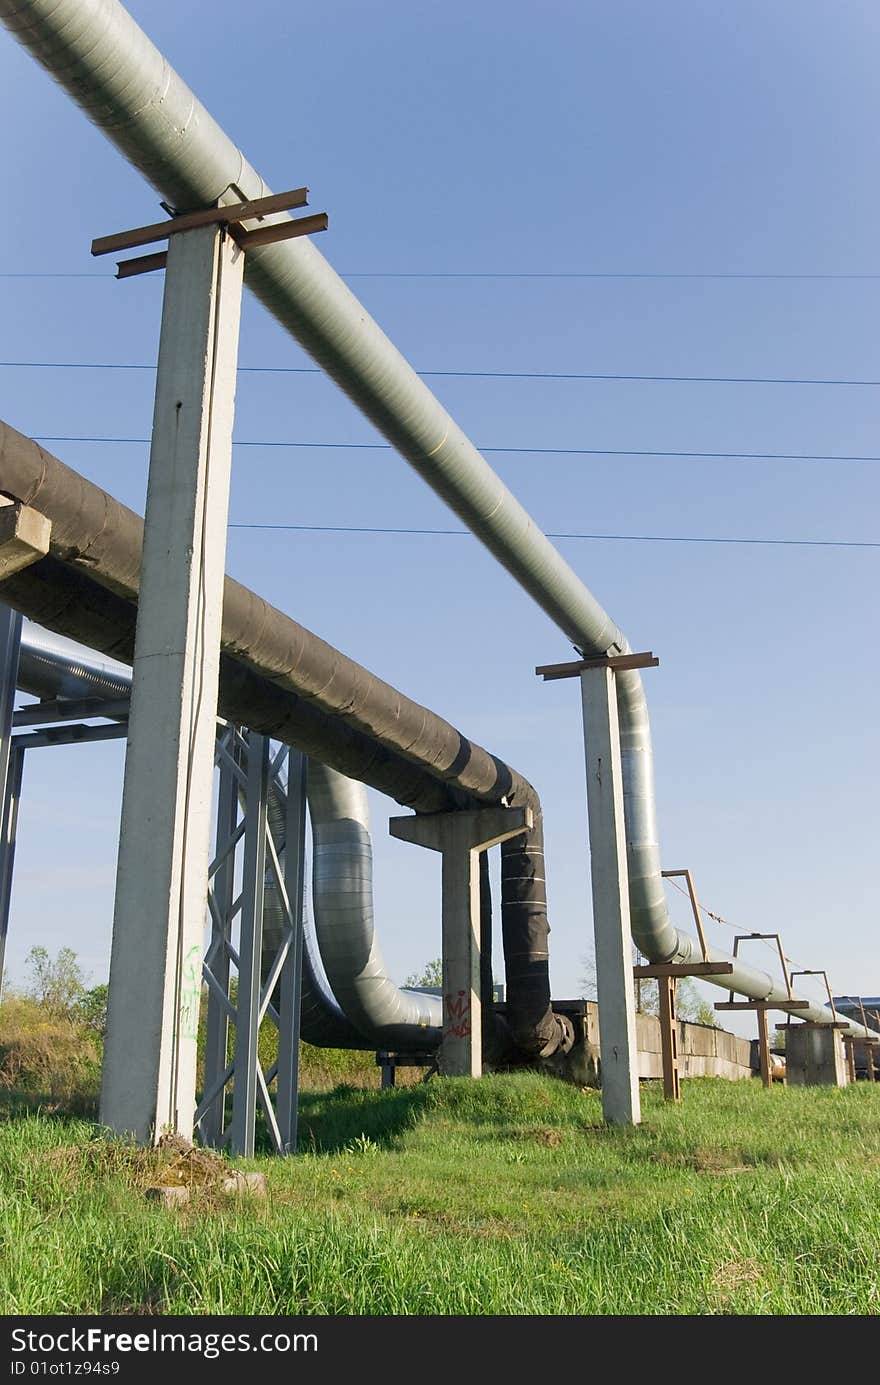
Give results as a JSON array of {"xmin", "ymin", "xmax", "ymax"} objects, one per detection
[
  {"xmin": 0, "ymin": 1090, "xmax": 98, "ymax": 1124},
  {"xmin": 295, "ymin": 1083, "xmax": 431, "ymax": 1154}
]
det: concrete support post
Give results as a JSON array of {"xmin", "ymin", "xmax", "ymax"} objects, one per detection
[
  {"xmin": 0, "ymin": 605, "xmax": 21, "ymax": 996},
  {"xmin": 229, "ymin": 731, "xmax": 270, "ymax": 1157},
  {"xmin": 580, "ymin": 665, "xmax": 641, "ymax": 1126},
  {"xmin": 390, "ymin": 806, "xmax": 532, "ymax": 1076},
  {"xmin": 786, "ymin": 1024, "xmax": 848, "ymax": 1087},
  {"xmin": 101, "ymin": 224, "xmax": 245, "ymax": 1143},
  {"xmin": 275, "ymin": 749, "xmax": 307, "ymax": 1154},
  {"xmin": 844, "ymin": 1037, "xmax": 857, "ymax": 1085}
]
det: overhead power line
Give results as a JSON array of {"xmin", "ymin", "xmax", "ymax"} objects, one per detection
[
  {"xmin": 223, "ymin": 522, "xmax": 878, "ymax": 549},
  {"xmin": 2, "ymin": 269, "xmax": 880, "ymax": 282},
  {"xmin": 2, "ymin": 360, "xmax": 879, "ymax": 386},
  {"xmin": 30, "ymin": 434, "xmax": 880, "ymax": 465}
]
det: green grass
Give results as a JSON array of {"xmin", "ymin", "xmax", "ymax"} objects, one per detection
[{"xmin": 1, "ymin": 1076, "xmax": 878, "ymax": 1315}]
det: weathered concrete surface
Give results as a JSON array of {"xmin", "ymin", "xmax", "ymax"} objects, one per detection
[
  {"xmin": 786, "ymin": 1024, "xmax": 848, "ymax": 1087},
  {"xmin": 583, "ymin": 1002, "xmax": 753, "ymax": 1081}
]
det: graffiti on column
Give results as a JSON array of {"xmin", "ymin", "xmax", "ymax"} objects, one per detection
[
  {"xmin": 444, "ymin": 988, "xmax": 471, "ymax": 1039},
  {"xmin": 179, "ymin": 944, "xmax": 202, "ymax": 1040}
]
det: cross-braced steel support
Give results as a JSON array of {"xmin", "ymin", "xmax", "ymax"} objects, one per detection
[
  {"xmin": 197, "ymin": 728, "xmax": 306, "ymax": 1156},
  {"xmin": 0, "ymin": 604, "xmax": 22, "ymax": 995}
]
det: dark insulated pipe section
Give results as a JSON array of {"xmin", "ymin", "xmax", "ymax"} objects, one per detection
[{"xmin": 0, "ymin": 421, "xmax": 569, "ymax": 1059}]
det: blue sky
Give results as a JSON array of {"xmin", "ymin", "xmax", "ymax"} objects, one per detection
[{"xmin": 0, "ymin": 0, "xmax": 877, "ymax": 1032}]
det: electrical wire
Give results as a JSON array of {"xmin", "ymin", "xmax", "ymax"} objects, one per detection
[
  {"xmin": 27, "ymin": 435, "xmax": 880, "ymax": 465},
  {"xmin": 2, "ymin": 360, "xmax": 879, "ymax": 386},
  {"xmin": 221, "ymin": 523, "xmax": 878, "ymax": 549},
  {"xmin": 3, "ymin": 270, "xmax": 880, "ymax": 281}
]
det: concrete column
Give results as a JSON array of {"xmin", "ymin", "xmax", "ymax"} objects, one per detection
[
  {"xmin": 786, "ymin": 1024, "xmax": 848, "ymax": 1087},
  {"xmin": 580, "ymin": 665, "xmax": 641, "ymax": 1126},
  {"xmin": 390, "ymin": 806, "xmax": 532, "ymax": 1076},
  {"xmin": 101, "ymin": 224, "xmax": 245, "ymax": 1143}
]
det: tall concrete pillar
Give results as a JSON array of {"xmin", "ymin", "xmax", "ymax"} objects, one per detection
[
  {"xmin": 390, "ymin": 806, "xmax": 532, "ymax": 1076},
  {"xmin": 101, "ymin": 224, "xmax": 245, "ymax": 1143},
  {"xmin": 580, "ymin": 665, "xmax": 641, "ymax": 1126}
]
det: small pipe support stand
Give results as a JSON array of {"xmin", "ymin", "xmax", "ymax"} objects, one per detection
[
  {"xmin": 537, "ymin": 648, "xmax": 659, "ymax": 1126},
  {"xmin": 389, "ymin": 806, "xmax": 533, "ymax": 1078},
  {"xmin": 634, "ymin": 959, "xmax": 734, "ymax": 1103},
  {"xmin": 724, "ymin": 934, "xmax": 793, "ymax": 1089}
]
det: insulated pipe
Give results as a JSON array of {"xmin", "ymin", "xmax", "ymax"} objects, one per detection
[
  {"xmin": 14, "ymin": 621, "xmax": 360, "ymax": 1048},
  {"xmin": 0, "ymin": 422, "xmax": 566, "ymax": 1055},
  {"xmin": 0, "ymin": 2, "xmax": 873, "ymax": 1045},
  {"xmin": 17, "ymin": 623, "xmax": 131, "ymax": 701},
  {"xmin": 15, "ymin": 619, "xmax": 440, "ymax": 1051},
  {"xmin": 5, "ymin": 517, "xmax": 873, "ymax": 1048},
  {"xmin": 0, "ymin": 0, "xmax": 688, "ymax": 971},
  {"xmin": 305, "ymin": 762, "xmax": 440, "ymax": 1047}
]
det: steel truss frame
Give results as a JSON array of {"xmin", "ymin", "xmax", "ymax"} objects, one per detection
[{"xmin": 0, "ymin": 609, "xmax": 305, "ymax": 1157}]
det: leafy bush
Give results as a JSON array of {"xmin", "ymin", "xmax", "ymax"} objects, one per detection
[{"xmin": 0, "ymin": 994, "xmax": 101, "ymax": 1112}]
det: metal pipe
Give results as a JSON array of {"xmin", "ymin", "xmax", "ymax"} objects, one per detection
[
  {"xmin": 0, "ymin": 421, "xmax": 566, "ymax": 1055},
  {"xmin": 0, "ymin": 0, "xmax": 689, "ymax": 970},
  {"xmin": 16, "ymin": 619, "xmax": 441, "ymax": 1050},
  {"xmin": 0, "ymin": 0, "xmax": 874, "ymax": 1044}
]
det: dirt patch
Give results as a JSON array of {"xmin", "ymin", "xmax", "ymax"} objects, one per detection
[
  {"xmin": 655, "ymin": 1148, "xmax": 753, "ymax": 1175},
  {"xmin": 530, "ymin": 1126, "xmax": 565, "ymax": 1148},
  {"xmin": 31, "ymin": 1132, "xmax": 244, "ymax": 1200},
  {"xmin": 147, "ymin": 1134, "xmax": 233, "ymax": 1191},
  {"xmin": 710, "ymin": 1257, "xmax": 765, "ymax": 1306}
]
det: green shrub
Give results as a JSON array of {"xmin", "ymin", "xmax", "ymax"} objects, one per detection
[{"xmin": 0, "ymin": 995, "xmax": 101, "ymax": 1112}]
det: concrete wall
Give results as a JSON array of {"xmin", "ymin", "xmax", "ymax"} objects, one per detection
[{"xmin": 582, "ymin": 1002, "xmax": 753, "ymax": 1081}]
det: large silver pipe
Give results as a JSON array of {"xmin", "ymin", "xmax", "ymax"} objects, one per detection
[
  {"xmin": 16, "ymin": 619, "xmax": 441, "ymax": 1049},
  {"xmin": 306, "ymin": 762, "xmax": 440, "ymax": 1046},
  {"xmin": 1, "ymin": 0, "xmax": 874, "ymax": 1043},
  {"xmin": 17, "ymin": 622, "xmax": 131, "ymax": 701}
]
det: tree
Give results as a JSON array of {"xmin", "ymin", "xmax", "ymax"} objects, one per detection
[
  {"xmin": 24, "ymin": 945, "xmax": 88, "ymax": 1018},
  {"xmin": 579, "ymin": 947, "xmax": 716, "ymax": 1025},
  {"xmin": 76, "ymin": 983, "xmax": 109, "ymax": 1037},
  {"xmin": 404, "ymin": 958, "xmax": 443, "ymax": 989}
]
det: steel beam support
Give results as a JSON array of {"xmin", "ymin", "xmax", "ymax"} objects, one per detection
[
  {"xmin": 658, "ymin": 974, "xmax": 681, "ymax": 1103},
  {"xmin": 580, "ymin": 665, "xmax": 641, "ymax": 1126},
  {"xmin": 390, "ymin": 806, "xmax": 532, "ymax": 1077},
  {"xmin": 200, "ymin": 727, "xmax": 240, "ymax": 1146},
  {"xmin": 275, "ymin": 749, "xmax": 306, "ymax": 1154},
  {"xmin": 228, "ymin": 731, "xmax": 270, "ymax": 1157},
  {"xmin": 756, "ymin": 1008, "xmax": 772, "ymax": 1089},
  {"xmin": 101, "ymin": 224, "xmax": 245, "ymax": 1143},
  {"xmin": 0, "ymin": 605, "xmax": 21, "ymax": 995}
]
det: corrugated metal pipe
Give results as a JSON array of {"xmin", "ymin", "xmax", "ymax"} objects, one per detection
[{"xmin": 0, "ymin": 0, "xmax": 875, "ymax": 1044}]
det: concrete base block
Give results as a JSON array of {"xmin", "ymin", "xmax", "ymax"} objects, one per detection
[
  {"xmin": 223, "ymin": 1171, "xmax": 268, "ymax": 1197},
  {"xmin": 786, "ymin": 1025, "xmax": 848, "ymax": 1087},
  {"xmin": 145, "ymin": 1185, "xmax": 190, "ymax": 1206}
]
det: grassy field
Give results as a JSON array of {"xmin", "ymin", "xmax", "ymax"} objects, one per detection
[{"xmin": 1, "ymin": 1075, "xmax": 878, "ymax": 1316}]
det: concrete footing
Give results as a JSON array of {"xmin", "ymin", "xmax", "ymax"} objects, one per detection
[{"xmin": 786, "ymin": 1024, "xmax": 848, "ymax": 1087}]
